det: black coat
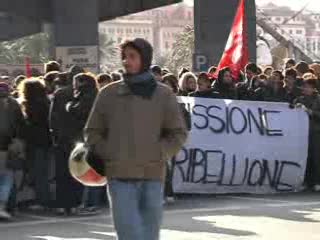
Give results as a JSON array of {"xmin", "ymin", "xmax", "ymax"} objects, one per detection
[
  {"xmin": 0, "ymin": 96, "xmax": 24, "ymax": 150},
  {"xmin": 254, "ymin": 86, "xmax": 287, "ymax": 103},
  {"xmin": 22, "ymin": 98, "xmax": 51, "ymax": 147},
  {"xmin": 212, "ymin": 78, "xmax": 238, "ymax": 100},
  {"xmin": 66, "ymin": 87, "xmax": 98, "ymax": 142},
  {"xmin": 49, "ymin": 86, "xmax": 74, "ymax": 144},
  {"xmin": 294, "ymin": 94, "xmax": 320, "ymax": 185}
]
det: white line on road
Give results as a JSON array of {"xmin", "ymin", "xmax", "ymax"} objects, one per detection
[
  {"xmin": 2, "ymin": 200, "xmax": 319, "ymax": 229},
  {"xmin": 227, "ymin": 196, "xmax": 300, "ymax": 204},
  {"xmin": 0, "ymin": 215, "xmax": 111, "ymax": 229}
]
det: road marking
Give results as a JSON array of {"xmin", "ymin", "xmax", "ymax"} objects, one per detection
[
  {"xmin": 74, "ymin": 222, "xmax": 114, "ymax": 228},
  {"xmin": 166, "ymin": 206, "xmax": 247, "ymax": 215},
  {"xmin": 227, "ymin": 196, "xmax": 299, "ymax": 204},
  {"xmin": 267, "ymin": 201, "xmax": 320, "ymax": 207},
  {"xmin": 0, "ymin": 215, "xmax": 111, "ymax": 229}
]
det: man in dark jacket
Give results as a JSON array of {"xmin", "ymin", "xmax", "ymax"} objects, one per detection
[
  {"xmin": 294, "ymin": 77, "xmax": 320, "ymax": 191},
  {"xmin": 85, "ymin": 38, "xmax": 187, "ymax": 240},
  {"xmin": 0, "ymin": 82, "xmax": 24, "ymax": 219},
  {"xmin": 189, "ymin": 72, "xmax": 220, "ymax": 99},
  {"xmin": 236, "ymin": 63, "xmax": 259, "ymax": 100},
  {"xmin": 49, "ymin": 67, "xmax": 85, "ymax": 215}
]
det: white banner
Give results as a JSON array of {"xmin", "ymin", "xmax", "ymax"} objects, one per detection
[
  {"xmin": 173, "ymin": 97, "xmax": 309, "ymax": 194},
  {"xmin": 56, "ymin": 46, "xmax": 99, "ymax": 73}
]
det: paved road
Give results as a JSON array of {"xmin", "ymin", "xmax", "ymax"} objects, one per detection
[{"xmin": 1, "ymin": 192, "xmax": 320, "ymax": 240}]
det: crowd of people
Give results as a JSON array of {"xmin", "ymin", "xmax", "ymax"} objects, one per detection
[{"xmin": 0, "ymin": 39, "xmax": 319, "ymax": 223}]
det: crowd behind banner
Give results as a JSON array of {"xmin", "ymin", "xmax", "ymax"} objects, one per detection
[{"xmin": 0, "ymin": 57, "xmax": 319, "ymax": 219}]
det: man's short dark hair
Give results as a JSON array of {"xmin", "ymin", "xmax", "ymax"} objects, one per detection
[
  {"xmin": 44, "ymin": 61, "xmax": 61, "ymax": 74},
  {"xmin": 208, "ymin": 66, "xmax": 217, "ymax": 74},
  {"xmin": 96, "ymin": 73, "xmax": 112, "ymax": 84},
  {"xmin": 44, "ymin": 71, "xmax": 59, "ymax": 84},
  {"xmin": 295, "ymin": 61, "xmax": 309, "ymax": 75},
  {"xmin": 178, "ymin": 67, "xmax": 189, "ymax": 79},
  {"xmin": 151, "ymin": 65, "xmax": 162, "ymax": 76},
  {"xmin": 245, "ymin": 63, "xmax": 259, "ymax": 74},
  {"xmin": 197, "ymin": 72, "xmax": 210, "ymax": 83},
  {"xmin": 303, "ymin": 73, "xmax": 318, "ymax": 88},
  {"xmin": 111, "ymin": 72, "xmax": 122, "ymax": 82},
  {"xmin": 286, "ymin": 58, "xmax": 296, "ymax": 66},
  {"xmin": 285, "ymin": 68, "xmax": 297, "ymax": 79}
]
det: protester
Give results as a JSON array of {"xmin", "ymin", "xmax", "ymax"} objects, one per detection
[
  {"xmin": 96, "ymin": 73, "xmax": 112, "ymax": 89},
  {"xmin": 50, "ymin": 66, "xmax": 85, "ymax": 215},
  {"xmin": 294, "ymin": 76, "xmax": 320, "ymax": 191},
  {"xmin": 254, "ymin": 70, "xmax": 286, "ymax": 102},
  {"xmin": 151, "ymin": 65, "xmax": 163, "ymax": 82},
  {"xmin": 295, "ymin": 61, "xmax": 310, "ymax": 79},
  {"xmin": 178, "ymin": 72, "xmax": 197, "ymax": 96},
  {"xmin": 19, "ymin": 79, "xmax": 51, "ymax": 209},
  {"xmin": 162, "ymin": 73, "xmax": 179, "ymax": 94},
  {"xmin": 65, "ymin": 73, "xmax": 99, "ymax": 213},
  {"xmin": 212, "ymin": 67, "xmax": 238, "ymax": 99},
  {"xmin": 44, "ymin": 71, "xmax": 59, "ymax": 100},
  {"xmin": 0, "ymin": 82, "xmax": 24, "ymax": 219},
  {"xmin": 190, "ymin": 72, "xmax": 220, "ymax": 98},
  {"xmin": 236, "ymin": 62, "xmax": 259, "ymax": 100},
  {"xmin": 162, "ymin": 73, "xmax": 191, "ymax": 130},
  {"xmin": 85, "ymin": 38, "xmax": 188, "ymax": 240},
  {"xmin": 309, "ymin": 63, "xmax": 320, "ymax": 90},
  {"xmin": 284, "ymin": 68, "xmax": 301, "ymax": 104}
]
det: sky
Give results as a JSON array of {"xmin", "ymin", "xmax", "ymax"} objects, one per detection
[{"xmin": 184, "ymin": 0, "xmax": 320, "ymax": 12}]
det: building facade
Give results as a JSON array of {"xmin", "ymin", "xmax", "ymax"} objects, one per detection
[
  {"xmin": 99, "ymin": 3, "xmax": 193, "ymax": 58},
  {"xmin": 260, "ymin": 3, "xmax": 320, "ymax": 57}
]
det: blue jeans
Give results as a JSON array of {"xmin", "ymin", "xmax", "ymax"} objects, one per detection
[
  {"xmin": 0, "ymin": 173, "xmax": 14, "ymax": 205},
  {"xmin": 108, "ymin": 180, "xmax": 163, "ymax": 240}
]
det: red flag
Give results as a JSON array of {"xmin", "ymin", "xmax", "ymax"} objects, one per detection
[
  {"xmin": 25, "ymin": 57, "xmax": 32, "ymax": 78},
  {"xmin": 213, "ymin": 0, "xmax": 249, "ymax": 80}
]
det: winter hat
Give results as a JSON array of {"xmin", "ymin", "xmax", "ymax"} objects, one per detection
[{"xmin": 121, "ymin": 38, "xmax": 153, "ymax": 73}]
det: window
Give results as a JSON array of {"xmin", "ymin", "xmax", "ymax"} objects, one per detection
[
  {"xmin": 289, "ymin": 29, "xmax": 293, "ymax": 34},
  {"xmin": 276, "ymin": 17, "xmax": 282, "ymax": 22},
  {"xmin": 165, "ymin": 42, "xmax": 169, "ymax": 49},
  {"xmin": 118, "ymin": 37, "xmax": 122, "ymax": 44},
  {"xmin": 296, "ymin": 30, "xmax": 303, "ymax": 35}
]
